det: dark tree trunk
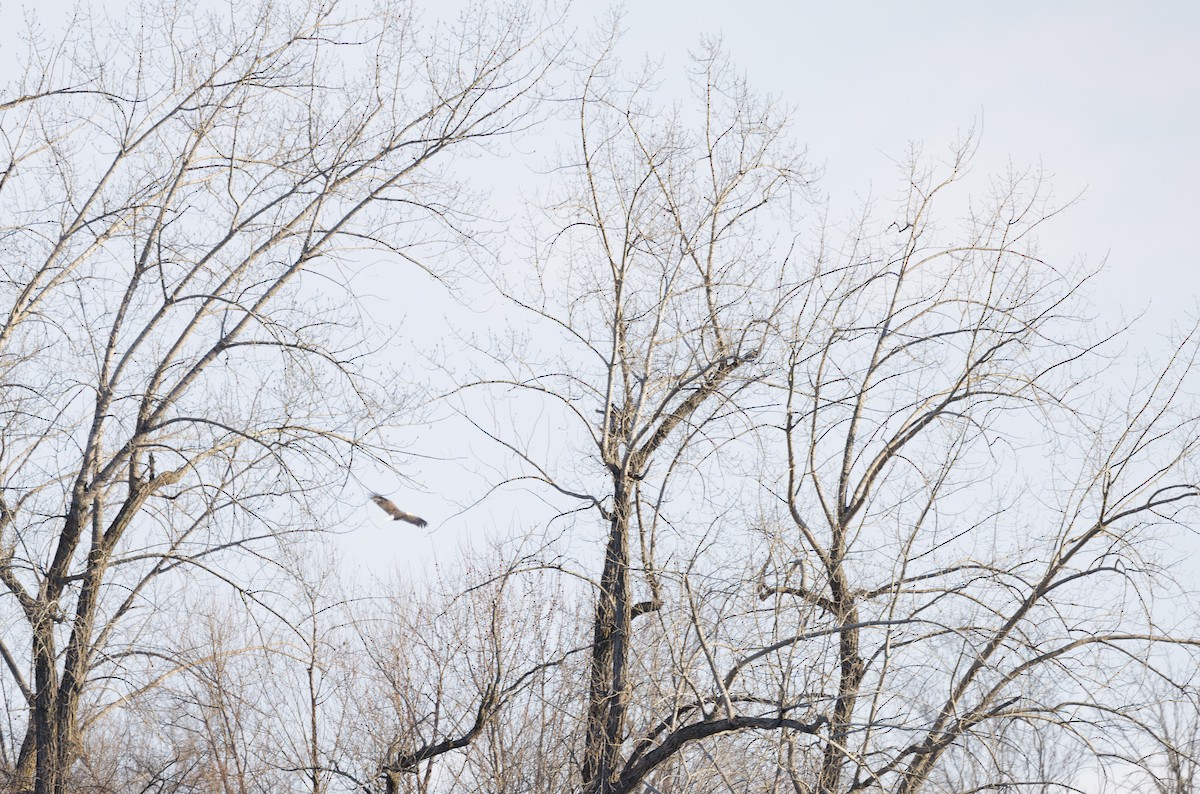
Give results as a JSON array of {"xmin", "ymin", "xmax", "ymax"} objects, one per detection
[{"xmin": 582, "ymin": 480, "xmax": 634, "ymax": 794}]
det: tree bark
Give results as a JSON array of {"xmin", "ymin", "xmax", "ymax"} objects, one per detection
[{"xmin": 583, "ymin": 480, "xmax": 635, "ymax": 794}]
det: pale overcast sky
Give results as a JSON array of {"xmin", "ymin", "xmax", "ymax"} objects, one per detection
[
  {"xmin": 617, "ymin": 1, "xmax": 1199, "ymax": 322},
  {"xmin": 11, "ymin": 1, "xmax": 1195, "ymax": 570},
  {"xmin": 336, "ymin": 1, "xmax": 1200, "ymax": 572}
]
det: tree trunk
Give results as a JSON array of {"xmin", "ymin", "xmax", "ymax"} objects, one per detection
[
  {"xmin": 30, "ymin": 616, "xmax": 66, "ymax": 794},
  {"xmin": 583, "ymin": 480, "xmax": 634, "ymax": 794},
  {"xmin": 815, "ymin": 565, "xmax": 863, "ymax": 794}
]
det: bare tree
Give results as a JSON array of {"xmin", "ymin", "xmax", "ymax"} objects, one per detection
[
  {"xmin": 744, "ymin": 140, "xmax": 1200, "ymax": 792},
  {"xmin": 1091, "ymin": 685, "xmax": 1200, "ymax": 794},
  {"xmin": 344, "ymin": 550, "xmax": 580, "ymax": 794},
  {"xmin": 461, "ymin": 38, "xmax": 1200, "ymax": 794},
  {"xmin": 0, "ymin": 1, "xmax": 555, "ymax": 791},
  {"xmin": 2, "ymin": 5, "xmax": 1197, "ymax": 793},
  {"xmin": 101, "ymin": 544, "xmax": 584, "ymax": 794},
  {"xmin": 460, "ymin": 37, "xmax": 823, "ymax": 794}
]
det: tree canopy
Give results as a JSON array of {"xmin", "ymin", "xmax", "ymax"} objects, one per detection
[{"xmin": 0, "ymin": 3, "xmax": 1197, "ymax": 794}]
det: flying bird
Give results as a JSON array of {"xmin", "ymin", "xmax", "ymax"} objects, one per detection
[{"xmin": 369, "ymin": 493, "xmax": 428, "ymax": 527}]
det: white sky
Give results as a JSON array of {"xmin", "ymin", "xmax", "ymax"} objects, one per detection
[
  {"xmin": 5, "ymin": 1, "xmax": 1198, "ymax": 580},
  {"xmin": 3, "ymin": 4, "xmax": 1197, "ymax": 781},
  {"xmin": 0, "ymin": 6, "xmax": 1191, "ymax": 786},
  {"xmin": 348, "ymin": 0, "xmax": 1200, "ymax": 574},
  {"xmin": 617, "ymin": 0, "xmax": 1199, "ymax": 321}
]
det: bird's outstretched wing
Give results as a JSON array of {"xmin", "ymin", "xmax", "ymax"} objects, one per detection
[{"xmin": 369, "ymin": 494, "xmax": 428, "ymax": 527}]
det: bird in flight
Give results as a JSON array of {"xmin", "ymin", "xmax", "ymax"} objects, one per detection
[{"xmin": 369, "ymin": 494, "xmax": 428, "ymax": 527}]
